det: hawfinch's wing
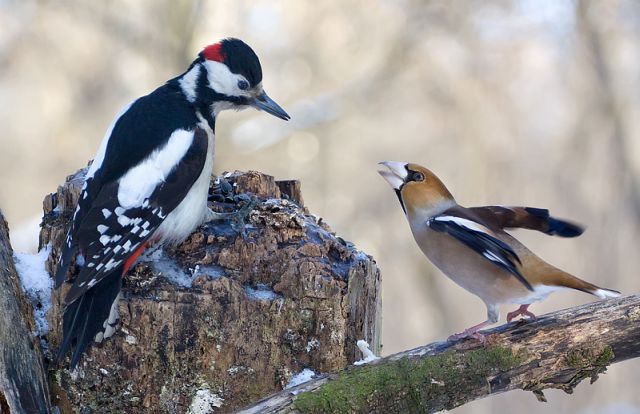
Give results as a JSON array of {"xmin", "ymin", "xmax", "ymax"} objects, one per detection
[
  {"xmin": 468, "ymin": 206, "xmax": 583, "ymax": 237},
  {"xmin": 427, "ymin": 209, "xmax": 533, "ymax": 291}
]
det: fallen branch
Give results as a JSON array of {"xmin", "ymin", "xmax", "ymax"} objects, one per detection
[{"xmin": 240, "ymin": 295, "xmax": 640, "ymax": 413}]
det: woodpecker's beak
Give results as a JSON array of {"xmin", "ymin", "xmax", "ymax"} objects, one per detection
[
  {"xmin": 378, "ymin": 161, "xmax": 408, "ymax": 190},
  {"xmin": 251, "ymin": 91, "xmax": 290, "ymax": 121}
]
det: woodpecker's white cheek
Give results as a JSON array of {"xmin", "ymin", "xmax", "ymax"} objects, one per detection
[{"xmin": 203, "ymin": 60, "xmax": 249, "ymax": 97}]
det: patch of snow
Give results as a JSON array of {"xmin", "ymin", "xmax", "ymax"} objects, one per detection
[
  {"xmin": 187, "ymin": 389, "xmax": 223, "ymax": 414},
  {"xmin": 141, "ymin": 249, "xmax": 193, "ymax": 288},
  {"xmin": 285, "ymin": 368, "xmax": 316, "ymax": 389},
  {"xmin": 244, "ymin": 283, "xmax": 282, "ymax": 301},
  {"xmin": 13, "ymin": 244, "xmax": 53, "ymax": 335},
  {"xmin": 197, "ymin": 265, "xmax": 226, "ymax": 280},
  {"xmin": 306, "ymin": 338, "xmax": 320, "ymax": 353},
  {"xmin": 354, "ymin": 340, "xmax": 380, "ymax": 365}
]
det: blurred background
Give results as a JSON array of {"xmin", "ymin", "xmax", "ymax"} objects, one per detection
[{"xmin": 1, "ymin": 0, "xmax": 639, "ymax": 412}]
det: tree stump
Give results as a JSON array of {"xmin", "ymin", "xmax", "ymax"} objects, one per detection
[{"xmin": 40, "ymin": 168, "xmax": 382, "ymax": 413}]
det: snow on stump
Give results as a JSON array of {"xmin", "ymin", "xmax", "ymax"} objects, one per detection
[{"xmin": 40, "ymin": 168, "xmax": 382, "ymax": 413}]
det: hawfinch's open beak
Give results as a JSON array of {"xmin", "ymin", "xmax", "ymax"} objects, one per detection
[
  {"xmin": 378, "ymin": 161, "xmax": 408, "ymax": 190},
  {"xmin": 251, "ymin": 90, "xmax": 290, "ymax": 121}
]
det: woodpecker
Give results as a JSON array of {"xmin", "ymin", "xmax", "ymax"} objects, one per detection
[
  {"xmin": 55, "ymin": 38, "xmax": 290, "ymax": 368},
  {"xmin": 378, "ymin": 161, "xmax": 620, "ymax": 341}
]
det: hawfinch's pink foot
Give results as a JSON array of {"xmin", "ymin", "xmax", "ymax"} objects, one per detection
[
  {"xmin": 447, "ymin": 320, "xmax": 492, "ymax": 343},
  {"xmin": 506, "ymin": 304, "xmax": 536, "ymax": 323}
]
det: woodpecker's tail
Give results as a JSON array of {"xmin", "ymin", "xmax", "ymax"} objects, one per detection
[
  {"xmin": 546, "ymin": 271, "xmax": 621, "ymax": 299},
  {"xmin": 57, "ymin": 270, "xmax": 122, "ymax": 369}
]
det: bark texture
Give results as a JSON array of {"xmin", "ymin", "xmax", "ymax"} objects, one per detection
[
  {"xmin": 0, "ymin": 211, "xmax": 51, "ymax": 414},
  {"xmin": 241, "ymin": 294, "xmax": 640, "ymax": 413},
  {"xmin": 40, "ymin": 168, "xmax": 382, "ymax": 413}
]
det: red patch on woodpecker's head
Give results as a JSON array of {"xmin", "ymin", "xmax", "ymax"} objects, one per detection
[{"xmin": 203, "ymin": 42, "xmax": 225, "ymax": 62}]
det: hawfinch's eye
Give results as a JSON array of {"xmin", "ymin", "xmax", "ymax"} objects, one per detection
[
  {"xmin": 412, "ymin": 172, "xmax": 425, "ymax": 182},
  {"xmin": 237, "ymin": 80, "xmax": 249, "ymax": 90}
]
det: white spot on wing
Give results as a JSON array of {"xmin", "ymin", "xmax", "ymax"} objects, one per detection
[
  {"xmin": 117, "ymin": 215, "xmax": 132, "ymax": 226},
  {"xmin": 97, "ymin": 225, "xmax": 108, "ymax": 234},
  {"xmin": 432, "ymin": 215, "xmax": 494, "ymax": 235},
  {"xmin": 99, "ymin": 235, "xmax": 111, "ymax": 245},
  {"xmin": 483, "ymin": 251, "xmax": 506, "ymax": 266},
  {"xmin": 102, "ymin": 209, "xmax": 112, "ymax": 218}
]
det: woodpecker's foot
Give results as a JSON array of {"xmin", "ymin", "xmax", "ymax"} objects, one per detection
[
  {"xmin": 206, "ymin": 194, "xmax": 259, "ymax": 239},
  {"xmin": 506, "ymin": 304, "xmax": 536, "ymax": 323},
  {"xmin": 229, "ymin": 194, "xmax": 259, "ymax": 238}
]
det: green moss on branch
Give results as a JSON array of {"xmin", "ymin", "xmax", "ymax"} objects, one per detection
[{"xmin": 293, "ymin": 346, "xmax": 524, "ymax": 413}]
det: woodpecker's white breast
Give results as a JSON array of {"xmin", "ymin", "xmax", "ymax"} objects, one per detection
[{"xmin": 154, "ymin": 112, "xmax": 215, "ymax": 245}]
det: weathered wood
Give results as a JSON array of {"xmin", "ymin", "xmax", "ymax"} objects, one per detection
[
  {"xmin": 41, "ymin": 169, "xmax": 382, "ymax": 413},
  {"xmin": 0, "ymin": 211, "xmax": 51, "ymax": 414},
  {"xmin": 240, "ymin": 295, "xmax": 640, "ymax": 413}
]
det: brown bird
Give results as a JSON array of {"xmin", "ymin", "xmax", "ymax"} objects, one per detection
[{"xmin": 378, "ymin": 161, "xmax": 620, "ymax": 341}]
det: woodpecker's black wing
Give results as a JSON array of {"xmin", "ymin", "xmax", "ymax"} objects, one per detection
[
  {"xmin": 58, "ymin": 127, "xmax": 209, "ymax": 368},
  {"xmin": 56, "ymin": 86, "xmax": 200, "ymax": 287},
  {"xmin": 467, "ymin": 206, "xmax": 584, "ymax": 238},
  {"xmin": 55, "ymin": 161, "xmax": 112, "ymax": 288},
  {"xmin": 427, "ymin": 210, "xmax": 532, "ymax": 291}
]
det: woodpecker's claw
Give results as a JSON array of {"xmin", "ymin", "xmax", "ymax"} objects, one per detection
[
  {"xmin": 206, "ymin": 194, "xmax": 258, "ymax": 239},
  {"xmin": 229, "ymin": 194, "xmax": 259, "ymax": 239}
]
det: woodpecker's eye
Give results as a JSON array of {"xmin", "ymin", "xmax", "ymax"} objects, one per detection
[
  {"xmin": 237, "ymin": 80, "xmax": 249, "ymax": 90},
  {"xmin": 411, "ymin": 172, "xmax": 425, "ymax": 182}
]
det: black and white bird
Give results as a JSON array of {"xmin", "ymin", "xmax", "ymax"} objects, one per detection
[{"xmin": 55, "ymin": 38, "xmax": 290, "ymax": 368}]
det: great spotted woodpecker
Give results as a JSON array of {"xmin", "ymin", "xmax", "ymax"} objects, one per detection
[
  {"xmin": 55, "ymin": 38, "xmax": 289, "ymax": 368},
  {"xmin": 378, "ymin": 161, "xmax": 620, "ymax": 342}
]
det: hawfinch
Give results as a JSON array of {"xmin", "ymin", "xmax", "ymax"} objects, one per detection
[{"xmin": 378, "ymin": 161, "xmax": 620, "ymax": 341}]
